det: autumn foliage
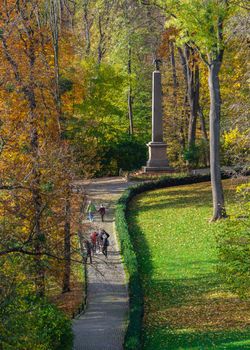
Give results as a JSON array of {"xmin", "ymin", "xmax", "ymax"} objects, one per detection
[{"xmin": 0, "ymin": 0, "xmax": 249, "ymax": 349}]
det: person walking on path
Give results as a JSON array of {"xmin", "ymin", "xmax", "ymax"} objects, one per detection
[
  {"xmin": 73, "ymin": 177, "xmax": 130, "ymax": 350},
  {"xmin": 101, "ymin": 230, "xmax": 110, "ymax": 258},
  {"xmin": 86, "ymin": 200, "xmax": 96, "ymax": 222},
  {"xmin": 84, "ymin": 239, "xmax": 92, "ymax": 264},
  {"xmin": 97, "ymin": 229, "xmax": 103, "ymax": 252},
  {"xmin": 98, "ymin": 204, "xmax": 106, "ymax": 222},
  {"xmin": 90, "ymin": 231, "xmax": 98, "ymax": 254}
]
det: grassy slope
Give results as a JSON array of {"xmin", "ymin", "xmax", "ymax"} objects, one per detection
[{"xmin": 128, "ymin": 179, "xmax": 250, "ymax": 350}]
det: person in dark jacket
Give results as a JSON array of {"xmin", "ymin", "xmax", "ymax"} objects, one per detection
[
  {"xmin": 101, "ymin": 231, "xmax": 110, "ymax": 258},
  {"xmin": 98, "ymin": 204, "xmax": 106, "ymax": 222},
  {"xmin": 84, "ymin": 239, "xmax": 92, "ymax": 264},
  {"xmin": 97, "ymin": 229, "xmax": 103, "ymax": 251}
]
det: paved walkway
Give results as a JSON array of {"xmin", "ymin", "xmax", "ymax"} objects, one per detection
[{"xmin": 73, "ymin": 177, "xmax": 132, "ymax": 350}]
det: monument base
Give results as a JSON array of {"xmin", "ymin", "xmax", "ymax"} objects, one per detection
[
  {"xmin": 143, "ymin": 166, "xmax": 174, "ymax": 173},
  {"xmin": 143, "ymin": 141, "xmax": 174, "ymax": 173}
]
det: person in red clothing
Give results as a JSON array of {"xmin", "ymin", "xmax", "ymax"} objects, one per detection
[
  {"xmin": 98, "ymin": 204, "xmax": 106, "ymax": 222},
  {"xmin": 90, "ymin": 231, "xmax": 98, "ymax": 254}
]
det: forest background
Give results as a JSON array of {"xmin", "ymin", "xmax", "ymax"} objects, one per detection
[{"xmin": 0, "ymin": 1, "xmax": 249, "ymax": 349}]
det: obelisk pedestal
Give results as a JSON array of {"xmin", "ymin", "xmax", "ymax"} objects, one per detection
[{"xmin": 143, "ymin": 68, "xmax": 172, "ymax": 173}]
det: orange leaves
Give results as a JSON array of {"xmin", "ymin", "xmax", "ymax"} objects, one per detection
[{"xmin": 159, "ymin": 28, "xmax": 180, "ymax": 58}]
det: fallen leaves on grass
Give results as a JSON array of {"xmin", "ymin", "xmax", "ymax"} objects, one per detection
[{"xmin": 128, "ymin": 178, "xmax": 250, "ymax": 349}]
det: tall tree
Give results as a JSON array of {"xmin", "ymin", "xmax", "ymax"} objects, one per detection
[
  {"xmin": 0, "ymin": 0, "xmax": 48, "ymax": 295},
  {"xmin": 160, "ymin": 0, "xmax": 233, "ymax": 220},
  {"xmin": 127, "ymin": 45, "xmax": 134, "ymax": 135}
]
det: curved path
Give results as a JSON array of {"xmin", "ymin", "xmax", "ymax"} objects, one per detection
[{"xmin": 73, "ymin": 177, "xmax": 133, "ymax": 350}]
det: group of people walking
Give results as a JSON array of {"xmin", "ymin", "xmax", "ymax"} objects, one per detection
[
  {"xmin": 84, "ymin": 229, "xmax": 110, "ymax": 264},
  {"xmin": 86, "ymin": 201, "xmax": 106, "ymax": 222},
  {"xmin": 83, "ymin": 200, "xmax": 110, "ymax": 264}
]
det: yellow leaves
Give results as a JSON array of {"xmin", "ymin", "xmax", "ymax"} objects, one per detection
[
  {"xmin": 224, "ymin": 127, "xmax": 240, "ymax": 145},
  {"xmin": 236, "ymin": 182, "xmax": 250, "ymax": 194},
  {"xmin": 223, "ymin": 127, "xmax": 249, "ymax": 151}
]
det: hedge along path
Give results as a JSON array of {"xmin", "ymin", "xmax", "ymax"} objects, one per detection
[{"xmin": 73, "ymin": 177, "xmax": 132, "ymax": 350}]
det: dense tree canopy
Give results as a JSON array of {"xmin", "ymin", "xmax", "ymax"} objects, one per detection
[{"xmin": 0, "ymin": 0, "xmax": 249, "ymax": 348}]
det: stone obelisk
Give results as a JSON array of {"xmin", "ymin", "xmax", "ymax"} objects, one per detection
[{"xmin": 143, "ymin": 60, "xmax": 172, "ymax": 173}]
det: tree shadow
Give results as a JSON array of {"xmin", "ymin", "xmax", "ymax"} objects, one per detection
[
  {"xmin": 73, "ymin": 281, "xmax": 128, "ymax": 348},
  {"xmin": 145, "ymin": 327, "xmax": 250, "ymax": 349},
  {"xmin": 127, "ymin": 200, "xmax": 250, "ymax": 349},
  {"xmin": 133, "ymin": 189, "xmax": 212, "ymax": 212}
]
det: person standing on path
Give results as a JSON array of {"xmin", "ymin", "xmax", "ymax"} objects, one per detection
[
  {"xmin": 102, "ymin": 231, "xmax": 110, "ymax": 258},
  {"xmin": 98, "ymin": 204, "xmax": 106, "ymax": 222},
  {"xmin": 84, "ymin": 239, "xmax": 92, "ymax": 264},
  {"xmin": 73, "ymin": 177, "xmax": 129, "ymax": 350},
  {"xmin": 86, "ymin": 200, "xmax": 96, "ymax": 222},
  {"xmin": 97, "ymin": 229, "xmax": 103, "ymax": 252}
]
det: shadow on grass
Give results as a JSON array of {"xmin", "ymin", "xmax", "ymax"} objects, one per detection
[
  {"xmin": 132, "ymin": 188, "xmax": 213, "ymax": 213},
  {"xmin": 134, "ymin": 183, "xmax": 238, "ymax": 214},
  {"xmin": 144, "ymin": 327, "xmax": 250, "ymax": 350},
  {"xmin": 144, "ymin": 273, "xmax": 219, "ymax": 308},
  {"xmin": 127, "ymin": 191, "xmax": 250, "ymax": 350}
]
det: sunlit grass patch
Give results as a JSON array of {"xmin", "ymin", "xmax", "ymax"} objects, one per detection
[{"xmin": 128, "ymin": 178, "xmax": 250, "ymax": 349}]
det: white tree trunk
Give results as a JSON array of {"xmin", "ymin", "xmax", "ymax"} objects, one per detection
[{"xmin": 208, "ymin": 61, "xmax": 226, "ymax": 221}]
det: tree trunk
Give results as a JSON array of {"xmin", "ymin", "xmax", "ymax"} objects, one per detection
[
  {"xmin": 83, "ymin": 0, "xmax": 91, "ymax": 55},
  {"xmin": 198, "ymin": 106, "xmax": 208, "ymax": 141},
  {"xmin": 128, "ymin": 46, "xmax": 134, "ymax": 135},
  {"xmin": 198, "ymin": 106, "xmax": 209, "ymax": 167},
  {"xmin": 97, "ymin": 15, "xmax": 105, "ymax": 64},
  {"xmin": 29, "ymin": 86, "xmax": 45, "ymax": 298},
  {"xmin": 184, "ymin": 46, "xmax": 199, "ymax": 149},
  {"xmin": 178, "ymin": 47, "xmax": 187, "ymax": 81},
  {"xmin": 187, "ymin": 64, "xmax": 199, "ymax": 148},
  {"xmin": 179, "ymin": 46, "xmax": 200, "ymax": 151},
  {"xmin": 170, "ymin": 41, "xmax": 178, "ymax": 96},
  {"xmin": 208, "ymin": 61, "xmax": 226, "ymax": 221},
  {"xmin": 50, "ymin": 0, "xmax": 62, "ymax": 135},
  {"xmin": 62, "ymin": 194, "xmax": 71, "ymax": 293},
  {"xmin": 32, "ymin": 187, "xmax": 45, "ymax": 298},
  {"xmin": 180, "ymin": 92, "xmax": 189, "ymax": 151},
  {"xmin": 26, "ymin": 33, "xmax": 45, "ymax": 297},
  {"xmin": 78, "ymin": 197, "xmax": 87, "ymax": 264}
]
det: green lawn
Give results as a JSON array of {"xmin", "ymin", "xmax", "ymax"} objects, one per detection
[{"xmin": 128, "ymin": 179, "xmax": 250, "ymax": 350}]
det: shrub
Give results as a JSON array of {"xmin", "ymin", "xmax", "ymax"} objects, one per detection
[
  {"xmin": 217, "ymin": 219, "xmax": 250, "ymax": 299},
  {"xmin": 116, "ymin": 188, "xmax": 144, "ymax": 350},
  {"xmin": 183, "ymin": 144, "xmax": 200, "ymax": 167},
  {"xmin": 222, "ymin": 127, "xmax": 250, "ymax": 166},
  {"xmin": 100, "ymin": 135, "xmax": 147, "ymax": 176},
  {"xmin": 0, "ymin": 295, "xmax": 73, "ymax": 350}
]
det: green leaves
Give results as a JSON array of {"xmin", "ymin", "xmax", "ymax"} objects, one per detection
[
  {"xmin": 59, "ymin": 76, "xmax": 73, "ymax": 95},
  {"xmin": 115, "ymin": 189, "xmax": 144, "ymax": 350},
  {"xmin": 163, "ymin": 0, "xmax": 231, "ymax": 58},
  {"xmin": 41, "ymin": 181, "xmax": 54, "ymax": 193},
  {"xmin": 1, "ymin": 294, "xmax": 73, "ymax": 350}
]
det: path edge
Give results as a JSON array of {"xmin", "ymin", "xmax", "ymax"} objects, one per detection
[{"xmin": 73, "ymin": 263, "xmax": 88, "ymax": 320}]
